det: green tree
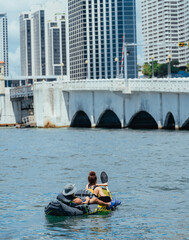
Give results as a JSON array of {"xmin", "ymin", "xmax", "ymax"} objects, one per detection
[
  {"xmin": 137, "ymin": 64, "xmax": 142, "ymax": 72},
  {"xmin": 152, "ymin": 61, "xmax": 158, "ymax": 77},
  {"xmin": 171, "ymin": 59, "xmax": 179, "ymax": 66},
  {"xmin": 157, "ymin": 63, "xmax": 167, "ymax": 77},
  {"xmin": 142, "ymin": 63, "xmax": 151, "ymax": 77},
  {"xmin": 142, "ymin": 61, "xmax": 158, "ymax": 78},
  {"xmin": 186, "ymin": 63, "xmax": 189, "ymax": 72},
  {"xmin": 171, "ymin": 59, "xmax": 180, "ymax": 74},
  {"xmin": 142, "ymin": 60, "xmax": 180, "ymax": 78}
]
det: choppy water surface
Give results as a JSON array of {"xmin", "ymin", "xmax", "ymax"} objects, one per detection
[{"xmin": 0, "ymin": 128, "xmax": 189, "ymax": 239}]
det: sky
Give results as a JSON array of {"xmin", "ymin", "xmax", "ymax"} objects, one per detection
[{"xmin": 0, "ymin": 0, "xmax": 143, "ymax": 76}]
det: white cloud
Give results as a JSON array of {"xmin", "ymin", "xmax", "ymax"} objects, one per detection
[
  {"xmin": 9, "ymin": 46, "xmax": 20, "ymax": 76},
  {"xmin": 137, "ymin": 53, "xmax": 144, "ymax": 66},
  {"xmin": 1, "ymin": 0, "xmax": 46, "ymax": 13},
  {"xmin": 8, "ymin": 20, "xmax": 20, "ymax": 42}
]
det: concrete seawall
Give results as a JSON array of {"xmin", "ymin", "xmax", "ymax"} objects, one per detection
[
  {"xmin": 0, "ymin": 88, "xmax": 21, "ymax": 126},
  {"xmin": 34, "ymin": 82, "xmax": 69, "ymax": 127},
  {"xmin": 1, "ymin": 81, "xmax": 189, "ymax": 129},
  {"xmin": 33, "ymin": 81, "xmax": 189, "ymax": 129}
]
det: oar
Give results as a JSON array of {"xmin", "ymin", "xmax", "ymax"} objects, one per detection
[
  {"xmin": 100, "ymin": 171, "xmax": 108, "ymax": 184},
  {"xmin": 100, "ymin": 171, "xmax": 111, "ymax": 197}
]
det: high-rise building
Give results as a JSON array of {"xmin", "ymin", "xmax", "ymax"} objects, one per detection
[
  {"xmin": 47, "ymin": 15, "xmax": 67, "ymax": 76},
  {"xmin": 0, "ymin": 13, "xmax": 8, "ymax": 76},
  {"xmin": 20, "ymin": 1, "xmax": 67, "ymax": 77},
  {"xmin": 20, "ymin": 12, "xmax": 32, "ymax": 76},
  {"xmin": 68, "ymin": 0, "xmax": 137, "ymax": 80},
  {"xmin": 142, "ymin": 0, "xmax": 189, "ymax": 66}
]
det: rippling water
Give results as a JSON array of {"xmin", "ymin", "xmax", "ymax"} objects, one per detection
[{"xmin": 0, "ymin": 128, "xmax": 189, "ymax": 239}]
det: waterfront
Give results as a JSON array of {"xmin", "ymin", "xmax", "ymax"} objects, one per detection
[{"xmin": 0, "ymin": 128, "xmax": 189, "ymax": 239}]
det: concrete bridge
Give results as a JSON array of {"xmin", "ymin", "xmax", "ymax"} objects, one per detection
[{"xmin": 33, "ymin": 78, "xmax": 189, "ymax": 130}]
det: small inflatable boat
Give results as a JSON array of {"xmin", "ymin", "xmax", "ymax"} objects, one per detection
[
  {"xmin": 45, "ymin": 172, "xmax": 121, "ymax": 216},
  {"xmin": 45, "ymin": 189, "xmax": 117, "ymax": 216}
]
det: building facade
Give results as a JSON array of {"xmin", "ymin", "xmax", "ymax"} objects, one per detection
[
  {"xmin": 68, "ymin": 0, "xmax": 137, "ymax": 80},
  {"xmin": 47, "ymin": 15, "xmax": 67, "ymax": 76},
  {"xmin": 20, "ymin": 1, "xmax": 67, "ymax": 77},
  {"xmin": 0, "ymin": 13, "xmax": 8, "ymax": 76},
  {"xmin": 20, "ymin": 13, "xmax": 32, "ymax": 76},
  {"xmin": 142, "ymin": 0, "xmax": 189, "ymax": 66}
]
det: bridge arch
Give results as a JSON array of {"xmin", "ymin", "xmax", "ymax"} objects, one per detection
[
  {"xmin": 181, "ymin": 118, "xmax": 189, "ymax": 130},
  {"xmin": 96, "ymin": 109, "xmax": 121, "ymax": 128},
  {"xmin": 127, "ymin": 111, "xmax": 158, "ymax": 129},
  {"xmin": 164, "ymin": 112, "xmax": 175, "ymax": 130},
  {"xmin": 70, "ymin": 110, "xmax": 91, "ymax": 128}
]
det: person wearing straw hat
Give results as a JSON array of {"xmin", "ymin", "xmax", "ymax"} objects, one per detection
[{"xmin": 59, "ymin": 183, "xmax": 116, "ymax": 209}]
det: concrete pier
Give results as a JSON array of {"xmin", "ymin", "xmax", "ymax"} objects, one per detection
[
  {"xmin": 1, "ymin": 77, "xmax": 189, "ymax": 129},
  {"xmin": 33, "ymin": 80, "xmax": 189, "ymax": 129}
]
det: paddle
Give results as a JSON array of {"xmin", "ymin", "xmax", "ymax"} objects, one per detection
[
  {"xmin": 100, "ymin": 171, "xmax": 111, "ymax": 197},
  {"xmin": 100, "ymin": 171, "xmax": 108, "ymax": 184}
]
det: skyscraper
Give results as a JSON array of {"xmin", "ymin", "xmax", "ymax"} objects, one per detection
[
  {"xmin": 142, "ymin": 0, "xmax": 189, "ymax": 66},
  {"xmin": 20, "ymin": 1, "xmax": 67, "ymax": 77},
  {"xmin": 0, "ymin": 13, "xmax": 8, "ymax": 76},
  {"xmin": 68, "ymin": 0, "xmax": 137, "ymax": 80},
  {"xmin": 20, "ymin": 12, "xmax": 32, "ymax": 76},
  {"xmin": 47, "ymin": 15, "xmax": 67, "ymax": 76},
  {"xmin": 32, "ymin": 9, "xmax": 46, "ymax": 76}
]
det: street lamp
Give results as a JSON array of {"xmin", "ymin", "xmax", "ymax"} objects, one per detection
[
  {"xmin": 114, "ymin": 57, "xmax": 119, "ymax": 78},
  {"xmin": 85, "ymin": 60, "xmax": 88, "ymax": 79},
  {"xmin": 61, "ymin": 63, "xmax": 64, "ymax": 80},
  {"xmin": 167, "ymin": 54, "xmax": 172, "ymax": 78},
  {"xmin": 124, "ymin": 45, "xmax": 131, "ymax": 81},
  {"xmin": 151, "ymin": 55, "xmax": 154, "ymax": 78}
]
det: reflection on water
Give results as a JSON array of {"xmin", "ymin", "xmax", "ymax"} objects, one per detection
[
  {"xmin": 45, "ymin": 214, "xmax": 113, "ymax": 239},
  {"xmin": 0, "ymin": 128, "xmax": 189, "ymax": 239}
]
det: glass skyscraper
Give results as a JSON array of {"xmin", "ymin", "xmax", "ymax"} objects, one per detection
[
  {"xmin": 68, "ymin": 0, "xmax": 137, "ymax": 80},
  {"xmin": 0, "ymin": 13, "xmax": 8, "ymax": 76}
]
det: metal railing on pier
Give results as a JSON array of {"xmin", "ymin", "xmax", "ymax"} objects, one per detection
[
  {"xmin": 128, "ymin": 78, "xmax": 189, "ymax": 93},
  {"xmin": 21, "ymin": 77, "xmax": 189, "ymax": 94},
  {"xmin": 10, "ymin": 85, "xmax": 33, "ymax": 99},
  {"xmin": 59, "ymin": 78, "xmax": 126, "ymax": 91},
  {"xmin": 58, "ymin": 78, "xmax": 189, "ymax": 93}
]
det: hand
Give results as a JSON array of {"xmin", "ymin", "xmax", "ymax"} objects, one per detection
[{"xmin": 85, "ymin": 196, "xmax": 90, "ymax": 204}]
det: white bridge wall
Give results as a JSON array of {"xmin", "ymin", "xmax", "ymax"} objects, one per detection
[
  {"xmin": 125, "ymin": 92, "xmax": 161, "ymax": 127},
  {"xmin": 33, "ymin": 82, "xmax": 189, "ymax": 128},
  {"xmin": 34, "ymin": 82, "xmax": 69, "ymax": 127},
  {"xmin": 0, "ymin": 88, "xmax": 21, "ymax": 125}
]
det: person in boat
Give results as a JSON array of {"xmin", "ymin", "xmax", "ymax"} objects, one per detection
[
  {"xmin": 86, "ymin": 171, "xmax": 112, "ymax": 203},
  {"xmin": 57, "ymin": 183, "xmax": 116, "ymax": 209}
]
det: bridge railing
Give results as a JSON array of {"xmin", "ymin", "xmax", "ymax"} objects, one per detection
[
  {"xmin": 33, "ymin": 77, "xmax": 189, "ymax": 93},
  {"xmin": 10, "ymin": 85, "xmax": 33, "ymax": 99},
  {"xmin": 129, "ymin": 78, "xmax": 189, "ymax": 92},
  {"xmin": 59, "ymin": 79, "xmax": 126, "ymax": 91}
]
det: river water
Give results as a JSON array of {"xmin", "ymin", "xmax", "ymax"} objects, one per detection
[{"xmin": 0, "ymin": 128, "xmax": 189, "ymax": 239}]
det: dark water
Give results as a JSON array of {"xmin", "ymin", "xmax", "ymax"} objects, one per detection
[{"xmin": 0, "ymin": 128, "xmax": 189, "ymax": 239}]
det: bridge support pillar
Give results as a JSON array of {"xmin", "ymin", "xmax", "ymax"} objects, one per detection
[
  {"xmin": 91, "ymin": 115, "xmax": 96, "ymax": 128},
  {"xmin": 0, "ymin": 61, "xmax": 5, "ymax": 95},
  {"xmin": 121, "ymin": 119, "xmax": 125, "ymax": 128},
  {"xmin": 158, "ymin": 121, "xmax": 163, "ymax": 129}
]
